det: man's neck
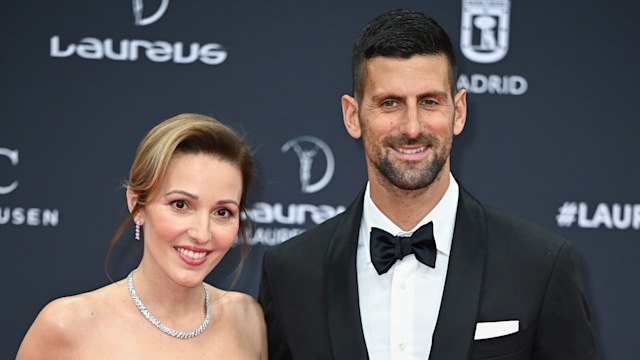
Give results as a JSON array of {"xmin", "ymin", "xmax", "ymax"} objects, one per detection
[{"xmin": 369, "ymin": 171, "xmax": 450, "ymax": 231}]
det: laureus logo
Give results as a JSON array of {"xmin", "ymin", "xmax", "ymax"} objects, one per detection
[
  {"xmin": 460, "ymin": 0, "xmax": 511, "ymax": 63},
  {"xmin": 281, "ymin": 136, "xmax": 335, "ymax": 194},
  {"xmin": 49, "ymin": 0, "xmax": 227, "ymax": 65},
  {"xmin": 133, "ymin": 0, "xmax": 170, "ymax": 26}
]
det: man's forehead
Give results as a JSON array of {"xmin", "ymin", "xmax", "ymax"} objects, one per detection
[{"xmin": 361, "ymin": 55, "xmax": 452, "ymax": 94}]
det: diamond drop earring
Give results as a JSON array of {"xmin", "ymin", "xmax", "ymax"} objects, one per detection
[{"xmin": 135, "ymin": 220, "xmax": 141, "ymax": 241}]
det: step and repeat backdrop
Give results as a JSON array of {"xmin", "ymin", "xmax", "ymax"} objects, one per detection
[{"xmin": 1, "ymin": 1, "xmax": 638, "ymax": 358}]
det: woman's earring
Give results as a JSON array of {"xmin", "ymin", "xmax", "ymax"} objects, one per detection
[{"xmin": 135, "ymin": 220, "xmax": 141, "ymax": 241}]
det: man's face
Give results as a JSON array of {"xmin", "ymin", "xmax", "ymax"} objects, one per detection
[{"xmin": 344, "ymin": 54, "xmax": 466, "ymax": 193}]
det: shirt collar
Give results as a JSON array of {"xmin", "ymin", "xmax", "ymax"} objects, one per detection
[{"xmin": 361, "ymin": 173, "xmax": 459, "ymax": 263}]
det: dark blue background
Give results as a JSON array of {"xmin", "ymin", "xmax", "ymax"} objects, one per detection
[{"xmin": 1, "ymin": 1, "xmax": 638, "ymax": 358}]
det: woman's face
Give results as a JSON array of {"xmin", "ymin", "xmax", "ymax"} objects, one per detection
[{"xmin": 135, "ymin": 152, "xmax": 243, "ymax": 287}]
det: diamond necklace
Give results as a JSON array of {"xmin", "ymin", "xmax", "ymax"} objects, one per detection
[{"xmin": 127, "ymin": 270, "xmax": 210, "ymax": 339}]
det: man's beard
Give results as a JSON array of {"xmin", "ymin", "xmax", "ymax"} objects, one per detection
[{"xmin": 370, "ymin": 133, "xmax": 451, "ymax": 191}]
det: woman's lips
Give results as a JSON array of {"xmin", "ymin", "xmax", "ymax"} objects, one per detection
[{"xmin": 175, "ymin": 246, "xmax": 210, "ymax": 266}]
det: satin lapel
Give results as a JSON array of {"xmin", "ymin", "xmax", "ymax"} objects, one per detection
[
  {"xmin": 325, "ymin": 188, "xmax": 369, "ymax": 360},
  {"xmin": 429, "ymin": 188, "xmax": 488, "ymax": 360}
]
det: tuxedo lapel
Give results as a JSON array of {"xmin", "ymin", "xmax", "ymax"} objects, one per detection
[
  {"xmin": 429, "ymin": 188, "xmax": 488, "ymax": 360},
  {"xmin": 325, "ymin": 189, "xmax": 369, "ymax": 359},
  {"xmin": 322, "ymin": 187, "xmax": 488, "ymax": 359}
]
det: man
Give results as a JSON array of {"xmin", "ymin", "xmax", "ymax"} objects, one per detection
[{"xmin": 259, "ymin": 9, "xmax": 596, "ymax": 360}]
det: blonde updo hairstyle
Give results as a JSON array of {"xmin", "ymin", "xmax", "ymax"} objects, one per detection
[{"xmin": 106, "ymin": 113, "xmax": 255, "ymax": 280}]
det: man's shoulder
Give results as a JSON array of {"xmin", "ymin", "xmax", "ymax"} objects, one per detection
[
  {"xmin": 483, "ymin": 204, "xmax": 563, "ymax": 237},
  {"xmin": 268, "ymin": 211, "xmax": 346, "ymax": 255},
  {"xmin": 459, "ymin": 187, "xmax": 568, "ymax": 251},
  {"xmin": 261, "ymin": 188, "xmax": 364, "ymax": 271},
  {"xmin": 482, "ymin": 203, "xmax": 569, "ymax": 252}
]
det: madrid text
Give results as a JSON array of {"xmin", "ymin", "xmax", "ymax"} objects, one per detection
[{"xmin": 458, "ymin": 73, "xmax": 528, "ymax": 95}]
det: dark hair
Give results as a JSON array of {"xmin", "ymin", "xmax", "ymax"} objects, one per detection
[
  {"xmin": 351, "ymin": 9, "xmax": 458, "ymax": 100},
  {"xmin": 105, "ymin": 113, "xmax": 255, "ymax": 283}
]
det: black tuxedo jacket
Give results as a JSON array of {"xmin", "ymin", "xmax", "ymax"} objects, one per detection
[{"xmin": 259, "ymin": 187, "xmax": 597, "ymax": 359}]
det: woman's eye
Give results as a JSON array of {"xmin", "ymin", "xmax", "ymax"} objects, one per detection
[
  {"xmin": 215, "ymin": 208, "xmax": 233, "ymax": 218},
  {"xmin": 171, "ymin": 200, "xmax": 188, "ymax": 210}
]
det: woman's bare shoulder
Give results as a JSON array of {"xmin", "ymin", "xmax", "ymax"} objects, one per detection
[
  {"xmin": 208, "ymin": 286, "xmax": 267, "ymax": 358},
  {"xmin": 211, "ymin": 287, "xmax": 264, "ymax": 320},
  {"xmin": 44, "ymin": 282, "xmax": 122, "ymax": 326},
  {"xmin": 16, "ymin": 283, "xmax": 122, "ymax": 360}
]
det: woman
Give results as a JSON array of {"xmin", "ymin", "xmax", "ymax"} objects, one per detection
[{"xmin": 17, "ymin": 114, "xmax": 267, "ymax": 359}]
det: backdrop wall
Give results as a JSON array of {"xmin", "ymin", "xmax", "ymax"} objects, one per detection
[{"xmin": 1, "ymin": 1, "xmax": 638, "ymax": 358}]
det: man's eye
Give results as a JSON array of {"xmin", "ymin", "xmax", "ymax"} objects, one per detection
[{"xmin": 381, "ymin": 100, "xmax": 397, "ymax": 107}]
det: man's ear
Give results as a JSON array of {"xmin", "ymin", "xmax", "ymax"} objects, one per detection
[
  {"xmin": 453, "ymin": 89, "xmax": 468, "ymax": 136},
  {"xmin": 342, "ymin": 95, "xmax": 362, "ymax": 139}
]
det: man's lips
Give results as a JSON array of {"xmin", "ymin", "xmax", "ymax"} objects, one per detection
[{"xmin": 393, "ymin": 145, "xmax": 427, "ymax": 155}]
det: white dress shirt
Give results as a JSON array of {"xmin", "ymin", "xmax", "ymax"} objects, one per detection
[{"xmin": 357, "ymin": 173, "xmax": 459, "ymax": 359}]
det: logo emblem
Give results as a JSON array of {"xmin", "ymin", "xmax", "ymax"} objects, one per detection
[
  {"xmin": 460, "ymin": 0, "xmax": 511, "ymax": 63},
  {"xmin": 281, "ymin": 136, "xmax": 335, "ymax": 194},
  {"xmin": 132, "ymin": 0, "xmax": 169, "ymax": 26},
  {"xmin": 0, "ymin": 148, "xmax": 19, "ymax": 195}
]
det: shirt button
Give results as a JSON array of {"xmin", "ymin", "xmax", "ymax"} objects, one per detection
[{"xmin": 399, "ymin": 343, "xmax": 406, "ymax": 351}]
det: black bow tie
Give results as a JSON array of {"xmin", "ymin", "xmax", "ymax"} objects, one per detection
[{"xmin": 370, "ymin": 222, "xmax": 436, "ymax": 275}]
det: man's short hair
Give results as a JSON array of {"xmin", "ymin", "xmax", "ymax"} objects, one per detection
[{"xmin": 351, "ymin": 9, "xmax": 458, "ymax": 101}]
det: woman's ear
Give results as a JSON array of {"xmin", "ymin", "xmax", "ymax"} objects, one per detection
[
  {"xmin": 127, "ymin": 188, "xmax": 145, "ymax": 224},
  {"xmin": 126, "ymin": 188, "xmax": 137, "ymax": 213}
]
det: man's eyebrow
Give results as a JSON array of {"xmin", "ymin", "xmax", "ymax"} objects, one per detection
[
  {"xmin": 371, "ymin": 93, "xmax": 406, "ymax": 102},
  {"xmin": 371, "ymin": 91, "xmax": 449, "ymax": 101},
  {"xmin": 417, "ymin": 91, "xmax": 449, "ymax": 99}
]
